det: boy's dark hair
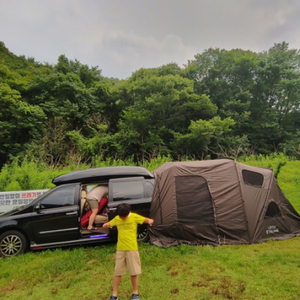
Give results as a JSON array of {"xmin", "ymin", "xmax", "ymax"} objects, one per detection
[{"xmin": 117, "ymin": 203, "xmax": 131, "ymax": 217}]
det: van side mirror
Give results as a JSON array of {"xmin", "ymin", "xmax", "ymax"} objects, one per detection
[{"xmin": 34, "ymin": 204, "xmax": 40, "ymax": 210}]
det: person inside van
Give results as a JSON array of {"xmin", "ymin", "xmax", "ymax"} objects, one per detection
[{"xmin": 85, "ymin": 185, "xmax": 108, "ymax": 230}]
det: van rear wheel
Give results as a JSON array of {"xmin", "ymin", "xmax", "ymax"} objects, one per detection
[
  {"xmin": 137, "ymin": 224, "xmax": 149, "ymax": 242},
  {"xmin": 0, "ymin": 230, "xmax": 27, "ymax": 258}
]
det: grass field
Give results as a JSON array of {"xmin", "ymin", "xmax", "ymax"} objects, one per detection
[
  {"xmin": 1, "ymin": 240, "xmax": 300, "ymax": 300},
  {"xmin": 0, "ymin": 159, "xmax": 299, "ymax": 300}
]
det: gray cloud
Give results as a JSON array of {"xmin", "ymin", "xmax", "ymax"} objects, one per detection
[{"xmin": 1, "ymin": 0, "xmax": 300, "ymax": 78}]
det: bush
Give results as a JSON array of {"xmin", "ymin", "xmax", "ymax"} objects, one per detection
[
  {"xmin": 0, "ymin": 158, "xmax": 56, "ymax": 191},
  {"xmin": 239, "ymin": 153, "xmax": 290, "ymax": 178}
]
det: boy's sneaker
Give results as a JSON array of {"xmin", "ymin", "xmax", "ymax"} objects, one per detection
[
  {"xmin": 131, "ymin": 294, "xmax": 139, "ymax": 300},
  {"xmin": 109, "ymin": 296, "xmax": 118, "ymax": 300}
]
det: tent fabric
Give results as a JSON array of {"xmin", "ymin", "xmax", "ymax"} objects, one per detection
[{"xmin": 149, "ymin": 159, "xmax": 300, "ymax": 247}]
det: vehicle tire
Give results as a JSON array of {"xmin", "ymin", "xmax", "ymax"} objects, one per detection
[
  {"xmin": 137, "ymin": 224, "xmax": 149, "ymax": 242},
  {"xmin": 0, "ymin": 230, "xmax": 28, "ymax": 258}
]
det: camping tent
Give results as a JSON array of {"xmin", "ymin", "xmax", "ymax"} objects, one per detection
[{"xmin": 149, "ymin": 159, "xmax": 300, "ymax": 247}]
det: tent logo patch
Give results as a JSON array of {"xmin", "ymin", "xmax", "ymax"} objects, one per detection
[{"xmin": 266, "ymin": 225, "xmax": 279, "ymax": 234}]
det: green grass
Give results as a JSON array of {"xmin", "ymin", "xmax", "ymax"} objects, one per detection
[
  {"xmin": 277, "ymin": 161, "xmax": 300, "ymax": 212},
  {"xmin": 1, "ymin": 240, "xmax": 300, "ymax": 300}
]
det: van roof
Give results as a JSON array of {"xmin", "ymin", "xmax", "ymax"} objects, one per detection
[{"xmin": 52, "ymin": 166, "xmax": 154, "ymax": 186}]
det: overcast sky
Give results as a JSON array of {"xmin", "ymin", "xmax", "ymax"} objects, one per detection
[{"xmin": 1, "ymin": 0, "xmax": 300, "ymax": 79}]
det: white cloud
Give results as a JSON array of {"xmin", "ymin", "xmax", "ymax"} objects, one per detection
[
  {"xmin": 90, "ymin": 31, "xmax": 197, "ymax": 78},
  {"xmin": 1, "ymin": 0, "xmax": 300, "ymax": 78}
]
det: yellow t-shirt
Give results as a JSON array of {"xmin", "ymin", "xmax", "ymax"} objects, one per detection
[{"xmin": 109, "ymin": 212, "xmax": 145, "ymax": 251}]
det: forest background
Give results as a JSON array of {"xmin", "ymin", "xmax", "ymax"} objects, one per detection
[{"xmin": 1, "ymin": 40, "xmax": 300, "ymax": 189}]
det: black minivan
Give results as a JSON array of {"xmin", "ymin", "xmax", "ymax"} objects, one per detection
[{"xmin": 0, "ymin": 166, "xmax": 154, "ymax": 257}]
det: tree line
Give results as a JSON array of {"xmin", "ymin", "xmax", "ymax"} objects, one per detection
[{"xmin": 0, "ymin": 41, "xmax": 300, "ymax": 170}]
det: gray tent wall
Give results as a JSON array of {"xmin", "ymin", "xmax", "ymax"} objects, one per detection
[
  {"xmin": 236, "ymin": 162, "xmax": 300, "ymax": 243},
  {"xmin": 149, "ymin": 159, "xmax": 300, "ymax": 247},
  {"xmin": 236, "ymin": 162, "xmax": 273, "ymax": 243},
  {"xmin": 253, "ymin": 178, "xmax": 300, "ymax": 242}
]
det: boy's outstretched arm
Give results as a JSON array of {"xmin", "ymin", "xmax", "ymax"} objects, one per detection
[
  {"xmin": 144, "ymin": 218, "xmax": 154, "ymax": 226},
  {"xmin": 103, "ymin": 222, "xmax": 110, "ymax": 228}
]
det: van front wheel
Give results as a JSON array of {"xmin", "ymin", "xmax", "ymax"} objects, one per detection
[{"xmin": 0, "ymin": 230, "xmax": 28, "ymax": 258}]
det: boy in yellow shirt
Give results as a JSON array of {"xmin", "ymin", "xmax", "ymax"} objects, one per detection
[{"xmin": 103, "ymin": 203, "xmax": 154, "ymax": 300}]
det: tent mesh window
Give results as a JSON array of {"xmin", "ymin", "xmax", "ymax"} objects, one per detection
[
  {"xmin": 264, "ymin": 202, "xmax": 282, "ymax": 219},
  {"xmin": 242, "ymin": 169, "xmax": 264, "ymax": 187},
  {"xmin": 175, "ymin": 176, "xmax": 214, "ymax": 224}
]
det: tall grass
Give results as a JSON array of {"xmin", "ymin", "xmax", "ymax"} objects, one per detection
[
  {"xmin": 277, "ymin": 161, "xmax": 300, "ymax": 212},
  {"xmin": 0, "ymin": 158, "xmax": 56, "ymax": 191},
  {"xmin": 0, "ymin": 155, "xmax": 174, "ymax": 191}
]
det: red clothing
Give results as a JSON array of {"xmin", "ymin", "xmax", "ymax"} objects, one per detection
[{"xmin": 81, "ymin": 197, "xmax": 108, "ymax": 228}]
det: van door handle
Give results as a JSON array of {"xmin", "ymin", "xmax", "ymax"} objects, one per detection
[{"xmin": 66, "ymin": 211, "xmax": 78, "ymax": 215}]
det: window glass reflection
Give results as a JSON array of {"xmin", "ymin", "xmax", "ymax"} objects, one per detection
[
  {"xmin": 41, "ymin": 186, "xmax": 75, "ymax": 209},
  {"xmin": 113, "ymin": 182, "xmax": 144, "ymax": 201}
]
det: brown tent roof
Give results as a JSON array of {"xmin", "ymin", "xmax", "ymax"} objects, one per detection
[{"xmin": 149, "ymin": 159, "xmax": 300, "ymax": 247}]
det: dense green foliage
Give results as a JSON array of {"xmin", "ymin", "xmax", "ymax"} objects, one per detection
[{"xmin": 1, "ymin": 41, "xmax": 300, "ymax": 170}]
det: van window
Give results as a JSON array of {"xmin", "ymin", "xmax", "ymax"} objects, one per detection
[
  {"xmin": 242, "ymin": 170, "xmax": 264, "ymax": 188},
  {"xmin": 112, "ymin": 181, "xmax": 144, "ymax": 201},
  {"xmin": 40, "ymin": 185, "xmax": 76, "ymax": 209},
  {"xmin": 144, "ymin": 181, "xmax": 154, "ymax": 198}
]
